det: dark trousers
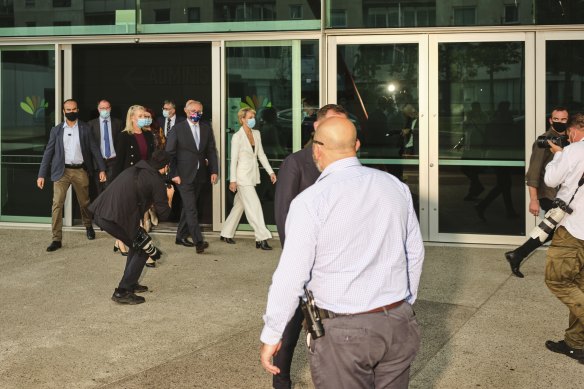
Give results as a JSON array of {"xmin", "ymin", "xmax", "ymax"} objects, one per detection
[
  {"xmin": 90, "ymin": 158, "xmax": 116, "ymax": 201},
  {"xmin": 94, "ymin": 216, "xmax": 147, "ymax": 290},
  {"xmin": 176, "ymin": 181, "xmax": 204, "ymax": 243},
  {"xmin": 273, "ymin": 304, "xmax": 304, "ymax": 389},
  {"xmin": 512, "ymin": 197, "xmax": 555, "ymax": 259}
]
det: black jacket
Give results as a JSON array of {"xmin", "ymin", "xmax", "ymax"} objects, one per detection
[
  {"xmin": 114, "ymin": 131, "xmax": 155, "ymax": 177},
  {"xmin": 89, "ymin": 160, "xmax": 171, "ymax": 238}
]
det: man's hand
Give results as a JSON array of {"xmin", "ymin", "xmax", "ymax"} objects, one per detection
[
  {"xmin": 260, "ymin": 342, "xmax": 282, "ymax": 375},
  {"xmin": 210, "ymin": 173, "xmax": 218, "ymax": 185},
  {"xmin": 99, "ymin": 171, "xmax": 107, "ymax": 182},
  {"xmin": 229, "ymin": 182, "xmax": 237, "ymax": 193},
  {"xmin": 36, "ymin": 177, "xmax": 44, "ymax": 190},
  {"xmin": 270, "ymin": 173, "xmax": 277, "ymax": 184},
  {"xmin": 172, "ymin": 176, "xmax": 181, "ymax": 185},
  {"xmin": 529, "ymin": 199, "xmax": 540, "ymax": 216},
  {"xmin": 548, "ymin": 140, "xmax": 563, "ymax": 154}
]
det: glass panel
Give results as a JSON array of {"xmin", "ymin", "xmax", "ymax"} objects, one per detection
[
  {"xmin": 224, "ymin": 41, "xmax": 319, "ymax": 228},
  {"xmin": 1, "ymin": 47, "xmax": 55, "ymax": 220},
  {"xmin": 139, "ymin": 0, "xmax": 320, "ymax": 33},
  {"xmin": 327, "ymin": 1, "xmax": 584, "ymax": 28},
  {"xmin": 438, "ymin": 41, "xmax": 525, "ymax": 235},
  {"xmin": 0, "ymin": 1, "xmax": 137, "ymax": 37},
  {"xmin": 546, "ymin": 40, "xmax": 584, "ymax": 115},
  {"xmin": 337, "ymin": 43, "xmax": 420, "ymax": 217}
]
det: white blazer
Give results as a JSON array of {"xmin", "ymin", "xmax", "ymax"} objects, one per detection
[{"xmin": 229, "ymin": 127, "xmax": 274, "ymax": 186}]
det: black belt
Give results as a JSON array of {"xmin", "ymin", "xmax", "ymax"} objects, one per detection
[
  {"xmin": 104, "ymin": 157, "xmax": 116, "ymax": 162},
  {"xmin": 317, "ymin": 300, "xmax": 405, "ymax": 319},
  {"xmin": 65, "ymin": 163, "xmax": 84, "ymax": 169}
]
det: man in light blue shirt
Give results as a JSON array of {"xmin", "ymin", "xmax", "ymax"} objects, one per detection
[{"xmin": 260, "ymin": 117, "xmax": 424, "ymax": 388}]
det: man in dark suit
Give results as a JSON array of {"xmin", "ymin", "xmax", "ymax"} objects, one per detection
[
  {"xmin": 166, "ymin": 100, "xmax": 218, "ymax": 253},
  {"xmin": 157, "ymin": 99, "xmax": 186, "ymax": 137},
  {"xmin": 272, "ymin": 104, "xmax": 351, "ymax": 389},
  {"xmin": 37, "ymin": 99, "xmax": 106, "ymax": 252},
  {"xmin": 87, "ymin": 99, "xmax": 123, "ymax": 198}
]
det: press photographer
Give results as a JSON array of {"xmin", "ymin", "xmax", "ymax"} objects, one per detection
[
  {"xmin": 542, "ymin": 112, "xmax": 584, "ymax": 362},
  {"xmin": 89, "ymin": 150, "xmax": 174, "ymax": 305}
]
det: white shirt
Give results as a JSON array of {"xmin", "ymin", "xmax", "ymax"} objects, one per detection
[
  {"xmin": 188, "ymin": 120, "xmax": 200, "ymax": 168},
  {"xmin": 260, "ymin": 157, "xmax": 425, "ymax": 345},
  {"xmin": 100, "ymin": 118, "xmax": 116, "ymax": 158},
  {"xmin": 63, "ymin": 121, "xmax": 84, "ymax": 164},
  {"xmin": 544, "ymin": 139, "xmax": 584, "ymax": 239}
]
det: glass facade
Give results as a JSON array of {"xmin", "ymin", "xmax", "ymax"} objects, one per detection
[
  {"xmin": 0, "ymin": 47, "xmax": 54, "ymax": 221},
  {"xmin": 546, "ymin": 40, "xmax": 584, "ymax": 116}
]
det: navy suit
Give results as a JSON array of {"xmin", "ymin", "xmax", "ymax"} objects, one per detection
[
  {"xmin": 88, "ymin": 116, "xmax": 123, "ymax": 197},
  {"xmin": 166, "ymin": 119, "xmax": 218, "ymax": 244}
]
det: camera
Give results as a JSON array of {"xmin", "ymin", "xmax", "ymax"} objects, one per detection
[
  {"xmin": 132, "ymin": 227, "xmax": 162, "ymax": 260},
  {"xmin": 536, "ymin": 134, "xmax": 570, "ymax": 149},
  {"xmin": 551, "ymin": 198, "xmax": 573, "ymax": 215},
  {"xmin": 300, "ymin": 287, "xmax": 325, "ymax": 339}
]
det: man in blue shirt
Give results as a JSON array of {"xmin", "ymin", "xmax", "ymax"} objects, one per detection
[{"xmin": 260, "ymin": 117, "xmax": 424, "ymax": 388}]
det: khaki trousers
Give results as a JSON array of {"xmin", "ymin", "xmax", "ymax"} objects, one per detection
[
  {"xmin": 220, "ymin": 185, "xmax": 272, "ymax": 241},
  {"xmin": 545, "ymin": 226, "xmax": 584, "ymax": 349},
  {"xmin": 52, "ymin": 168, "xmax": 92, "ymax": 241}
]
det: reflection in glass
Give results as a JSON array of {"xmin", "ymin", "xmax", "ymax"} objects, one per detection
[
  {"xmin": 337, "ymin": 43, "xmax": 419, "ymax": 215},
  {"xmin": 1, "ymin": 49, "xmax": 55, "ymax": 219},
  {"xmin": 546, "ymin": 40, "xmax": 584, "ymax": 116},
  {"xmin": 225, "ymin": 41, "xmax": 319, "ymax": 226},
  {"xmin": 438, "ymin": 41, "xmax": 525, "ymax": 235}
]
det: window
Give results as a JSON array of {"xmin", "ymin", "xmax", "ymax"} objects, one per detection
[
  {"xmin": 453, "ymin": 7, "xmax": 476, "ymax": 26},
  {"xmin": 330, "ymin": 9, "xmax": 347, "ymax": 28},
  {"xmin": 25, "ymin": 0, "xmax": 35, "ymax": 8},
  {"xmin": 290, "ymin": 5, "xmax": 303, "ymax": 20},
  {"xmin": 53, "ymin": 21, "xmax": 71, "ymax": 26},
  {"xmin": 53, "ymin": 0, "xmax": 71, "ymax": 7},
  {"xmin": 504, "ymin": 4, "xmax": 519, "ymax": 24},
  {"xmin": 154, "ymin": 8, "xmax": 170, "ymax": 24},
  {"xmin": 187, "ymin": 7, "xmax": 200, "ymax": 23}
]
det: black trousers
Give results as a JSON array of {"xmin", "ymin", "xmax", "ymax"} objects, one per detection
[
  {"xmin": 94, "ymin": 216, "xmax": 148, "ymax": 291},
  {"xmin": 273, "ymin": 304, "xmax": 304, "ymax": 389},
  {"xmin": 176, "ymin": 181, "xmax": 204, "ymax": 243}
]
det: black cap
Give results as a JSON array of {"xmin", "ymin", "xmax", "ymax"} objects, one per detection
[{"xmin": 148, "ymin": 150, "xmax": 171, "ymax": 170}]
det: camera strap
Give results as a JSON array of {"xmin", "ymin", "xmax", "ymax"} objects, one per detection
[{"xmin": 566, "ymin": 172, "xmax": 584, "ymax": 207}]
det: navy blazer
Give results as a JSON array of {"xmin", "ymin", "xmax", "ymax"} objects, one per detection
[
  {"xmin": 165, "ymin": 120, "xmax": 218, "ymax": 184},
  {"xmin": 274, "ymin": 146, "xmax": 320, "ymax": 245},
  {"xmin": 88, "ymin": 116, "xmax": 123, "ymax": 159},
  {"xmin": 38, "ymin": 120, "xmax": 106, "ymax": 182}
]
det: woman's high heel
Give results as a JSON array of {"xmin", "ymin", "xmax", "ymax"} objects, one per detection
[
  {"xmin": 114, "ymin": 241, "xmax": 128, "ymax": 256},
  {"xmin": 256, "ymin": 240, "xmax": 272, "ymax": 250}
]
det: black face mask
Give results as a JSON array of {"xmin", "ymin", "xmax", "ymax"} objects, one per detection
[
  {"xmin": 552, "ymin": 122, "xmax": 567, "ymax": 133},
  {"xmin": 64, "ymin": 111, "xmax": 78, "ymax": 122}
]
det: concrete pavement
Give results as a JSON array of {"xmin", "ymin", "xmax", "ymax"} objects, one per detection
[{"xmin": 0, "ymin": 226, "xmax": 582, "ymax": 388}]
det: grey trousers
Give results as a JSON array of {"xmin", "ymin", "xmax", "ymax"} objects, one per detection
[{"xmin": 308, "ymin": 302, "xmax": 420, "ymax": 389}]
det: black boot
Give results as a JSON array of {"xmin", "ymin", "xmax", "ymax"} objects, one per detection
[
  {"xmin": 505, "ymin": 238, "xmax": 543, "ymax": 278},
  {"xmin": 256, "ymin": 240, "xmax": 273, "ymax": 250}
]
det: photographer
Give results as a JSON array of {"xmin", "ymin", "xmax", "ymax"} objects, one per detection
[
  {"xmin": 89, "ymin": 150, "xmax": 174, "ymax": 305},
  {"xmin": 505, "ymin": 107, "xmax": 569, "ymax": 277},
  {"xmin": 543, "ymin": 113, "xmax": 584, "ymax": 362}
]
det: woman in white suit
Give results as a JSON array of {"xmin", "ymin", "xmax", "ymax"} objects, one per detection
[{"xmin": 220, "ymin": 107, "xmax": 277, "ymax": 250}]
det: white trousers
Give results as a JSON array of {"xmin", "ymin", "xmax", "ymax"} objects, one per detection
[{"xmin": 221, "ymin": 185, "xmax": 272, "ymax": 241}]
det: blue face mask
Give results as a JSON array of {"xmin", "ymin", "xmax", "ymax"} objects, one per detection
[
  {"xmin": 162, "ymin": 110, "xmax": 170, "ymax": 118},
  {"xmin": 99, "ymin": 109, "xmax": 110, "ymax": 119},
  {"xmin": 137, "ymin": 118, "xmax": 149, "ymax": 128},
  {"xmin": 190, "ymin": 113, "xmax": 202, "ymax": 123},
  {"xmin": 247, "ymin": 118, "xmax": 256, "ymax": 129},
  {"xmin": 144, "ymin": 118, "xmax": 153, "ymax": 126}
]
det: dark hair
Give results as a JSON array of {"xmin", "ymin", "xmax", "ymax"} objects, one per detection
[
  {"xmin": 551, "ymin": 106, "xmax": 569, "ymax": 115},
  {"xmin": 62, "ymin": 99, "xmax": 77, "ymax": 110},
  {"xmin": 163, "ymin": 100, "xmax": 176, "ymax": 109},
  {"xmin": 148, "ymin": 150, "xmax": 171, "ymax": 170},
  {"xmin": 567, "ymin": 112, "xmax": 584, "ymax": 130},
  {"xmin": 316, "ymin": 104, "xmax": 347, "ymax": 121}
]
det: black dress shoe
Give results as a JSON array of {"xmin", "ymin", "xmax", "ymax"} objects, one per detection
[
  {"xmin": 545, "ymin": 340, "xmax": 584, "ymax": 360},
  {"xmin": 175, "ymin": 238, "xmax": 195, "ymax": 247},
  {"xmin": 256, "ymin": 240, "xmax": 273, "ymax": 250},
  {"xmin": 132, "ymin": 284, "xmax": 148, "ymax": 293},
  {"xmin": 195, "ymin": 241, "xmax": 209, "ymax": 254},
  {"xmin": 111, "ymin": 288, "xmax": 145, "ymax": 305},
  {"xmin": 46, "ymin": 241, "xmax": 62, "ymax": 252},
  {"xmin": 220, "ymin": 236, "xmax": 236, "ymax": 244},
  {"xmin": 86, "ymin": 226, "xmax": 96, "ymax": 240},
  {"xmin": 505, "ymin": 250, "xmax": 525, "ymax": 278}
]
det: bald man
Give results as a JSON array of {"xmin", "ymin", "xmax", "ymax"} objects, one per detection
[{"xmin": 260, "ymin": 117, "xmax": 425, "ymax": 388}]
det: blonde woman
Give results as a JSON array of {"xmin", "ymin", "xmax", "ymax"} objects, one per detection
[
  {"xmin": 112, "ymin": 105, "xmax": 155, "ymax": 259},
  {"xmin": 220, "ymin": 107, "xmax": 277, "ymax": 250}
]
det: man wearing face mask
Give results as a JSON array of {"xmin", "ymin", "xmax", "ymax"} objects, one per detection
[
  {"xmin": 37, "ymin": 99, "xmax": 106, "ymax": 252},
  {"xmin": 505, "ymin": 107, "xmax": 569, "ymax": 277},
  {"xmin": 165, "ymin": 100, "xmax": 218, "ymax": 253},
  {"xmin": 88, "ymin": 99, "xmax": 123, "ymax": 197},
  {"xmin": 157, "ymin": 99, "xmax": 186, "ymax": 137}
]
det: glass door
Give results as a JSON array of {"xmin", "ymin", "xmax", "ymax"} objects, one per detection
[
  {"xmin": 429, "ymin": 33, "xmax": 534, "ymax": 243},
  {"xmin": 327, "ymin": 35, "xmax": 429, "ymax": 238},
  {"xmin": 0, "ymin": 46, "xmax": 56, "ymax": 222}
]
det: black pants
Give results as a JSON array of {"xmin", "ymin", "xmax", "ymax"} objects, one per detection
[
  {"xmin": 176, "ymin": 181, "xmax": 204, "ymax": 243},
  {"xmin": 273, "ymin": 304, "xmax": 304, "ymax": 389},
  {"xmin": 94, "ymin": 216, "xmax": 147, "ymax": 291}
]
